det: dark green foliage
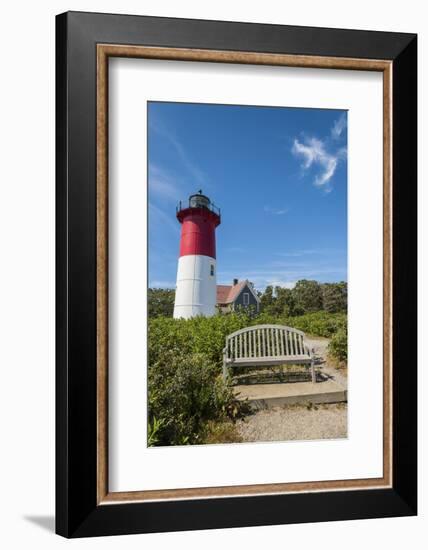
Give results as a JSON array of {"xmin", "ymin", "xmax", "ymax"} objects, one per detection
[
  {"xmin": 148, "ymin": 310, "xmax": 346, "ymax": 371},
  {"xmin": 258, "ymin": 280, "xmax": 347, "ymax": 316},
  {"xmin": 147, "ymin": 281, "xmax": 348, "ymax": 445},
  {"xmin": 148, "ymin": 312, "xmax": 254, "ymax": 445},
  {"xmin": 292, "ymin": 279, "xmax": 324, "ymax": 313},
  {"xmin": 148, "ymin": 351, "xmax": 243, "ymax": 446},
  {"xmin": 202, "ymin": 421, "xmax": 243, "ymax": 444},
  {"xmin": 260, "ymin": 286, "xmax": 300, "ymax": 316},
  {"xmin": 149, "ymin": 309, "xmax": 345, "ymax": 372},
  {"xmin": 260, "ymin": 285, "xmax": 274, "ymax": 310},
  {"xmin": 282, "ymin": 311, "xmax": 346, "ymax": 338},
  {"xmin": 328, "ymin": 324, "xmax": 348, "ymax": 363},
  {"xmin": 148, "ymin": 287, "xmax": 175, "ymax": 317},
  {"xmin": 275, "ymin": 286, "xmax": 300, "ymax": 316},
  {"xmin": 321, "ymin": 282, "xmax": 347, "ymax": 313},
  {"xmin": 149, "ymin": 310, "xmax": 253, "ymax": 370},
  {"xmin": 148, "ymin": 279, "xmax": 348, "ymax": 320}
]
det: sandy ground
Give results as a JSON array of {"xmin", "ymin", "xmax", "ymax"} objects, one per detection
[
  {"xmin": 236, "ymin": 336, "xmax": 348, "ymax": 443},
  {"xmin": 306, "ymin": 336, "xmax": 348, "ymax": 388},
  {"xmin": 236, "ymin": 402, "xmax": 347, "ymax": 442}
]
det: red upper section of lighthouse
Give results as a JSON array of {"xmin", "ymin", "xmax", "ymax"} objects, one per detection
[{"xmin": 177, "ymin": 203, "xmax": 221, "ymax": 259}]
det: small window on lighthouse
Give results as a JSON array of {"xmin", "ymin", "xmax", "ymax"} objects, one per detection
[{"xmin": 210, "ymin": 264, "xmax": 215, "ymax": 276}]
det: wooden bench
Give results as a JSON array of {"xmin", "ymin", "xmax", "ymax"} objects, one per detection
[{"xmin": 222, "ymin": 324, "xmax": 316, "ymax": 383}]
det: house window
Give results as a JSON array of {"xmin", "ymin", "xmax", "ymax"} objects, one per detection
[
  {"xmin": 210, "ymin": 264, "xmax": 214, "ymax": 276},
  {"xmin": 243, "ymin": 292, "xmax": 250, "ymax": 306}
]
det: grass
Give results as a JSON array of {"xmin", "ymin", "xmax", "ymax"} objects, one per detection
[{"xmin": 202, "ymin": 420, "xmax": 243, "ymax": 444}]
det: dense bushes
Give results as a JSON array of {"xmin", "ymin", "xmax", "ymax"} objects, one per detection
[
  {"xmin": 149, "ymin": 310, "xmax": 347, "ymax": 369},
  {"xmin": 148, "ymin": 313, "xmax": 251, "ymax": 445},
  {"xmin": 148, "ymin": 288, "xmax": 175, "ymax": 317},
  {"xmin": 148, "ymin": 352, "xmax": 239, "ymax": 445},
  {"xmin": 247, "ymin": 310, "xmax": 347, "ymax": 339},
  {"xmin": 258, "ymin": 280, "xmax": 347, "ymax": 317},
  {"xmin": 321, "ymin": 282, "xmax": 347, "ymax": 313},
  {"xmin": 328, "ymin": 325, "xmax": 348, "ymax": 364},
  {"xmin": 286, "ymin": 311, "xmax": 346, "ymax": 338},
  {"xmin": 293, "ymin": 280, "xmax": 324, "ymax": 313},
  {"xmin": 148, "ymin": 310, "xmax": 348, "ymax": 445}
]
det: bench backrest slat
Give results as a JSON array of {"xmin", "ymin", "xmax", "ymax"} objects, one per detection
[
  {"xmin": 253, "ymin": 330, "xmax": 256, "ymax": 357},
  {"xmin": 225, "ymin": 324, "xmax": 309, "ymax": 360}
]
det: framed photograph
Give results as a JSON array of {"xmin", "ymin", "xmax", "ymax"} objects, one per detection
[{"xmin": 56, "ymin": 11, "xmax": 417, "ymax": 537}]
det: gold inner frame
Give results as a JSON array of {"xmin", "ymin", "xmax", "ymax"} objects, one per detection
[{"xmin": 96, "ymin": 44, "xmax": 393, "ymax": 504}]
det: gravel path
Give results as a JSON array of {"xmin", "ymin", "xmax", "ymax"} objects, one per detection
[
  {"xmin": 236, "ymin": 337, "xmax": 348, "ymax": 443},
  {"xmin": 306, "ymin": 336, "xmax": 348, "ymax": 388},
  {"xmin": 237, "ymin": 403, "xmax": 347, "ymax": 442}
]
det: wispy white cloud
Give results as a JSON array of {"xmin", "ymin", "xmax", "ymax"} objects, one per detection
[
  {"xmin": 292, "ymin": 137, "xmax": 339, "ymax": 191},
  {"xmin": 266, "ymin": 280, "xmax": 296, "ymax": 290},
  {"xmin": 264, "ymin": 205, "xmax": 289, "ymax": 216},
  {"xmin": 291, "ymin": 113, "xmax": 347, "ymax": 192},
  {"xmin": 276, "ymin": 248, "xmax": 344, "ymax": 258},
  {"xmin": 337, "ymin": 145, "xmax": 348, "ymax": 160},
  {"xmin": 149, "ymin": 201, "xmax": 180, "ymax": 235},
  {"xmin": 276, "ymin": 250, "xmax": 319, "ymax": 257},
  {"xmin": 331, "ymin": 113, "xmax": 347, "ymax": 140},
  {"xmin": 149, "ymin": 118, "xmax": 207, "ymax": 187},
  {"xmin": 149, "ymin": 280, "xmax": 176, "ymax": 289},
  {"xmin": 149, "ymin": 164, "xmax": 181, "ymax": 202},
  {"xmin": 218, "ymin": 266, "xmax": 346, "ymax": 291}
]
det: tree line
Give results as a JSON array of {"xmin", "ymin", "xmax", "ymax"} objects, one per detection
[
  {"xmin": 148, "ymin": 280, "xmax": 347, "ymax": 318},
  {"xmin": 259, "ymin": 280, "xmax": 347, "ymax": 317}
]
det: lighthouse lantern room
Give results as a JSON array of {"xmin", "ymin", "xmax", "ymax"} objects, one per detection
[{"xmin": 173, "ymin": 191, "xmax": 221, "ymax": 319}]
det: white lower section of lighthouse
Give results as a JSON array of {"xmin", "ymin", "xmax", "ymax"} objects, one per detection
[{"xmin": 173, "ymin": 255, "xmax": 217, "ymax": 319}]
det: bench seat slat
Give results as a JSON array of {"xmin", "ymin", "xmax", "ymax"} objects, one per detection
[{"xmin": 228, "ymin": 356, "xmax": 312, "ymax": 367}]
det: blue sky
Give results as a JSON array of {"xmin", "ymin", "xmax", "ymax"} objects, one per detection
[{"xmin": 148, "ymin": 101, "xmax": 347, "ymax": 291}]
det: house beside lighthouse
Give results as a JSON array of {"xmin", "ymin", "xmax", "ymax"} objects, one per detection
[
  {"xmin": 173, "ymin": 191, "xmax": 221, "ymax": 319},
  {"xmin": 216, "ymin": 279, "xmax": 260, "ymax": 313}
]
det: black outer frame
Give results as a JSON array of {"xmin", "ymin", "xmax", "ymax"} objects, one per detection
[{"xmin": 56, "ymin": 11, "xmax": 417, "ymax": 538}]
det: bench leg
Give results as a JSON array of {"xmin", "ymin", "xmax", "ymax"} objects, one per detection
[
  {"xmin": 311, "ymin": 359, "xmax": 316, "ymax": 383},
  {"xmin": 222, "ymin": 360, "xmax": 228, "ymax": 383}
]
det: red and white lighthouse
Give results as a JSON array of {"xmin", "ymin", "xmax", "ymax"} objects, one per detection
[{"xmin": 173, "ymin": 191, "xmax": 221, "ymax": 319}]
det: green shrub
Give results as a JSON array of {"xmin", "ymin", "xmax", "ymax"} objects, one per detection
[
  {"xmin": 202, "ymin": 420, "xmax": 243, "ymax": 444},
  {"xmin": 257, "ymin": 280, "xmax": 347, "ymax": 316},
  {"xmin": 149, "ymin": 310, "xmax": 254, "ymax": 371},
  {"xmin": 147, "ymin": 416, "xmax": 168, "ymax": 446},
  {"xmin": 147, "ymin": 310, "xmax": 348, "ymax": 444},
  {"xmin": 292, "ymin": 279, "xmax": 324, "ymax": 312},
  {"xmin": 148, "ymin": 351, "xmax": 241, "ymax": 446},
  {"xmin": 321, "ymin": 282, "xmax": 347, "ymax": 313},
  {"xmin": 148, "ymin": 317, "xmax": 194, "ymax": 365},
  {"xmin": 148, "ymin": 311, "xmax": 347, "ymax": 368},
  {"xmin": 286, "ymin": 311, "xmax": 346, "ymax": 338},
  {"xmin": 147, "ymin": 288, "xmax": 175, "ymax": 317},
  {"xmin": 328, "ymin": 326, "xmax": 348, "ymax": 363}
]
